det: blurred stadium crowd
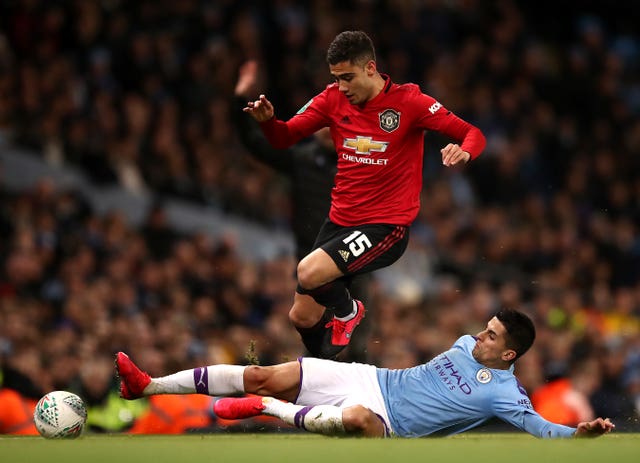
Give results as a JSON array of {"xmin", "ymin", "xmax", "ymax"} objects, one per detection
[{"xmin": 1, "ymin": 0, "xmax": 639, "ymax": 434}]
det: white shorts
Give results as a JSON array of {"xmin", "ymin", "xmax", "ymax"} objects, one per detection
[{"xmin": 295, "ymin": 357, "xmax": 393, "ymax": 436}]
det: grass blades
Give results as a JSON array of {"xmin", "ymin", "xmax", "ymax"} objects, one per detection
[{"xmin": 1, "ymin": 433, "xmax": 639, "ymax": 463}]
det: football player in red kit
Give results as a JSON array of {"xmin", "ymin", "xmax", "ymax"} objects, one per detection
[{"xmin": 243, "ymin": 31, "xmax": 486, "ymax": 359}]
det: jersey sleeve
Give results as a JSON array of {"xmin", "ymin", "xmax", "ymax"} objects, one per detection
[
  {"xmin": 411, "ymin": 90, "xmax": 486, "ymax": 160},
  {"xmin": 492, "ymin": 384, "xmax": 577, "ymax": 438},
  {"xmin": 260, "ymin": 88, "xmax": 332, "ymax": 149}
]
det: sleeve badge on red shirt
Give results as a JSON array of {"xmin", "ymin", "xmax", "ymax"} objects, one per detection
[
  {"xmin": 296, "ymin": 98, "xmax": 314, "ymax": 114},
  {"xmin": 379, "ymin": 109, "xmax": 400, "ymax": 132}
]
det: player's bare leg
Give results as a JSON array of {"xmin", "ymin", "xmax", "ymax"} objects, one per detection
[
  {"xmin": 242, "ymin": 363, "xmax": 301, "ymax": 402},
  {"xmin": 292, "ymin": 249, "xmax": 366, "ymax": 358},
  {"xmin": 296, "ymin": 248, "xmax": 343, "ymax": 291},
  {"xmin": 342, "ymin": 405, "xmax": 386, "ymax": 437},
  {"xmin": 117, "ymin": 354, "xmax": 301, "ymax": 400},
  {"xmin": 289, "ymin": 293, "xmax": 326, "ymax": 328}
]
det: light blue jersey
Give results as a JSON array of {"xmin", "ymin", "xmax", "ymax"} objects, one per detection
[{"xmin": 376, "ymin": 335, "xmax": 576, "ymax": 438}]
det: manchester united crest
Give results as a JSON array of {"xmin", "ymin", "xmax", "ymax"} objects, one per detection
[{"xmin": 379, "ymin": 109, "xmax": 400, "ymax": 132}]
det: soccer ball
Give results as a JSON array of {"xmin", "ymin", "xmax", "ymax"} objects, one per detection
[{"xmin": 33, "ymin": 391, "xmax": 87, "ymax": 439}]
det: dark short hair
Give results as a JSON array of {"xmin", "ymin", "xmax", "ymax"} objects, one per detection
[
  {"xmin": 495, "ymin": 308, "xmax": 536, "ymax": 361},
  {"xmin": 326, "ymin": 31, "xmax": 376, "ymax": 66}
]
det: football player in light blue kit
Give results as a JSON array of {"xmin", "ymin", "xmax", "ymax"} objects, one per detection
[{"xmin": 116, "ymin": 309, "xmax": 614, "ymax": 438}]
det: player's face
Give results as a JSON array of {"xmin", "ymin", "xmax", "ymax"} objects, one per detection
[
  {"xmin": 472, "ymin": 317, "xmax": 516, "ymax": 369},
  {"xmin": 329, "ymin": 60, "xmax": 377, "ymax": 105}
]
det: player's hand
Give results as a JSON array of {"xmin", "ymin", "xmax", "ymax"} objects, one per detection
[
  {"xmin": 574, "ymin": 417, "xmax": 615, "ymax": 437},
  {"xmin": 441, "ymin": 143, "xmax": 470, "ymax": 166},
  {"xmin": 244, "ymin": 94, "xmax": 274, "ymax": 122},
  {"xmin": 235, "ymin": 60, "xmax": 258, "ymax": 97}
]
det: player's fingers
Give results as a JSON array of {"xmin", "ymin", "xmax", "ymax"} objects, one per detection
[
  {"xmin": 441, "ymin": 144, "xmax": 454, "ymax": 165},
  {"xmin": 592, "ymin": 418, "xmax": 611, "ymax": 433},
  {"xmin": 446, "ymin": 154, "xmax": 459, "ymax": 166},
  {"xmin": 443, "ymin": 145, "xmax": 463, "ymax": 166},
  {"xmin": 452, "ymin": 151, "xmax": 469, "ymax": 166}
]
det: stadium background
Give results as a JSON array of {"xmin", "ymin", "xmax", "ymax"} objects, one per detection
[{"xmin": 0, "ymin": 0, "xmax": 639, "ymax": 435}]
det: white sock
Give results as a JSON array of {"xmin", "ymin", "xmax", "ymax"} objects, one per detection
[
  {"xmin": 263, "ymin": 398, "xmax": 345, "ymax": 435},
  {"xmin": 145, "ymin": 365, "xmax": 246, "ymax": 395},
  {"xmin": 335, "ymin": 300, "xmax": 358, "ymax": 322}
]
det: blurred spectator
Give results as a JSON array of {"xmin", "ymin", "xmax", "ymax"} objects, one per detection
[
  {"xmin": 0, "ymin": 346, "xmax": 45, "ymax": 435},
  {"xmin": 531, "ymin": 355, "xmax": 600, "ymax": 426},
  {"xmin": 0, "ymin": 387, "xmax": 39, "ymax": 435},
  {"xmin": 140, "ymin": 203, "xmax": 180, "ymax": 261},
  {"xmin": 590, "ymin": 339, "xmax": 638, "ymax": 428},
  {"xmin": 74, "ymin": 355, "xmax": 148, "ymax": 432},
  {"xmin": 129, "ymin": 394, "xmax": 215, "ymax": 434}
]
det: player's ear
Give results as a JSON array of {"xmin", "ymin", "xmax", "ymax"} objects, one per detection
[
  {"xmin": 365, "ymin": 60, "xmax": 376, "ymax": 76},
  {"xmin": 502, "ymin": 349, "xmax": 517, "ymax": 362}
]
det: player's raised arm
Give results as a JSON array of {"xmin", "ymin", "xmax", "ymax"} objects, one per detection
[
  {"xmin": 574, "ymin": 417, "xmax": 615, "ymax": 438},
  {"xmin": 243, "ymin": 94, "xmax": 274, "ymax": 122}
]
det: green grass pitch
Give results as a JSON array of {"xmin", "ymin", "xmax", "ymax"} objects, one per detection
[{"xmin": 1, "ymin": 433, "xmax": 639, "ymax": 463}]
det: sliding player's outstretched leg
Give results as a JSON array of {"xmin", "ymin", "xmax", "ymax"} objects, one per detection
[
  {"xmin": 215, "ymin": 397, "xmax": 384, "ymax": 436},
  {"xmin": 115, "ymin": 352, "xmax": 246, "ymax": 398}
]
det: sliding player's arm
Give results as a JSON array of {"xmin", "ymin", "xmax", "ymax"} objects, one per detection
[{"xmin": 493, "ymin": 390, "xmax": 614, "ymax": 438}]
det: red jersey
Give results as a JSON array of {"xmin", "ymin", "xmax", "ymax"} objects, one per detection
[{"xmin": 260, "ymin": 76, "xmax": 485, "ymax": 226}]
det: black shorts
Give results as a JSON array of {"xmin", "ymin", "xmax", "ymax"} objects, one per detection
[{"xmin": 312, "ymin": 219, "xmax": 409, "ymax": 277}]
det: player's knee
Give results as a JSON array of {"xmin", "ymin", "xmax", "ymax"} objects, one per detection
[
  {"xmin": 288, "ymin": 304, "xmax": 305, "ymax": 325},
  {"xmin": 296, "ymin": 260, "xmax": 316, "ymax": 290},
  {"xmin": 242, "ymin": 365, "xmax": 271, "ymax": 392},
  {"xmin": 342, "ymin": 405, "xmax": 384, "ymax": 437}
]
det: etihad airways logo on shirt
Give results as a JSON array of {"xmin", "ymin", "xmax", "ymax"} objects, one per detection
[
  {"xmin": 432, "ymin": 353, "xmax": 472, "ymax": 395},
  {"xmin": 341, "ymin": 136, "xmax": 389, "ymax": 165}
]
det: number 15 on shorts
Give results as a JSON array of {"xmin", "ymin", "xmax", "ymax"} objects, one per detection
[{"xmin": 342, "ymin": 231, "xmax": 372, "ymax": 257}]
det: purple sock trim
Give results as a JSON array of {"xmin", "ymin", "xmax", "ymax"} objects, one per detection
[
  {"xmin": 194, "ymin": 367, "xmax": 209, "ymax": 394},
  {"xmin": 294, "ymin": 406, "xmax": 313, "ymax": 430}
]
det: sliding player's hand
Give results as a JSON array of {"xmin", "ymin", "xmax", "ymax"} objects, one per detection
[{"xmin": 574, "ymin": 417, "xmax": 615, "ymax": 437}]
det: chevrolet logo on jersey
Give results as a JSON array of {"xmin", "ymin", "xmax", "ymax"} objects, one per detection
[{"xmin": 343, "ymin": 136, "xmax": 389, "ymax": 155}]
